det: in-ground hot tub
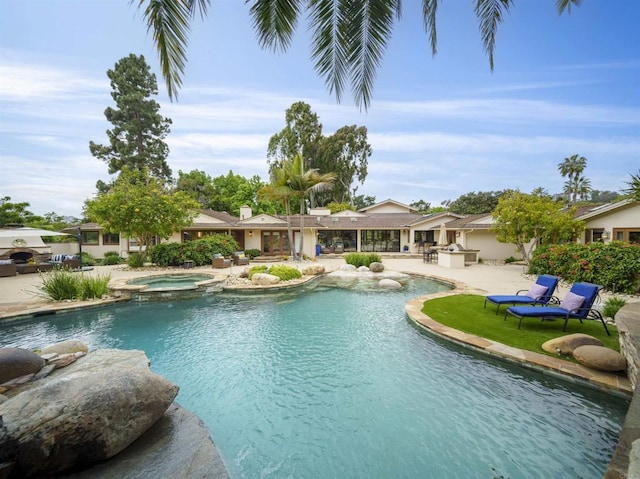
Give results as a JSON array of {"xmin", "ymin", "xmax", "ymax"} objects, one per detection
[{"xmin": 111, "ymin": 273, "xmax": 224, "ymax": 301}]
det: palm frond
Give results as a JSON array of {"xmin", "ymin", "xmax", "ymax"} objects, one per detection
[
  {"xmin": 474, "ymin": 0, "xmax": 512, "ymax": 71},
  {"xmin": 555, "ymin": 0, "xmax": 583, "ymax": 14},
  {"xmin": 347, "ymin": 0, "xmax": 400, "ymax": 110},
  {"xmin": 188, "ymin": 0, "xmax": 210, "ymax": 19},
  {"xmin": 248, "ymin": 0, "xmax": 300, "ymax": 52},
  {"xmin": 309, "ymin": 0, "xmax": 350, "ymax": 103},
  {"xmin": 137, "ymin": 0, "xmax": 192, "ymax": 100},
  {"xmin": 422, "ymin": 0, "xmax": 439, "ymax": 56}
]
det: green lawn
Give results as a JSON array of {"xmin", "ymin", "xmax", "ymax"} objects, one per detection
[{"xmin": 421, "ymin": 294, "xmax": 619, "ymax": 356}]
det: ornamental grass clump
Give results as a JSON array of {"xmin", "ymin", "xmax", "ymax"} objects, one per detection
[
  {"xmin": 40, "ymin": 269, "xmax": 80, "ymax": 301},
  {"xmin": 78, "ymin": 274, "xmax": 111, "ymax": 300},
  {"xmin": 39, "ymin": 271, "xmax": 111, "ymax": 301}
]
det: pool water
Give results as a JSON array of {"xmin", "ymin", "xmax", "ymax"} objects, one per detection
[
  {"xmin": 1, "ymin": 275, "xmax": 628, "ymax": 478},
  {"xmin": 126, "ymin": 274, "xmax": 215, "ymax": 290}
]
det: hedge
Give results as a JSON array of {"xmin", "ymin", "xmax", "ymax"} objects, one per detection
[{"xmin": 528, "ymin": 241, "xmax": 640, "ymax": 294}]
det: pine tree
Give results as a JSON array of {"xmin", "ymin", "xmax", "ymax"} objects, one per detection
[{"xmin": 90, "ymin": 54, "xmax": 173, "ymax": 188}]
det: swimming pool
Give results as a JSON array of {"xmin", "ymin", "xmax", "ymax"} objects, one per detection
[{"xmin": 1, "ymin": 274, "xmax": 628, "ymax": 478}]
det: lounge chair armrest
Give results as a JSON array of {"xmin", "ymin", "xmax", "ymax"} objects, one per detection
[{"xmin": 515, "ymin": 289, "xmax": 527, "ymax": 296}]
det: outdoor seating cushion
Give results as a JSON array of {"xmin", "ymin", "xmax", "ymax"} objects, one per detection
[
  {"xmin": 0, "ymin": 259, "xmax": 13, "ymax": 265},
  {"xmin": 525, "ymin": 283, "xmax": 548, "ymax": 299},
  {"xmin": 559, "ymin": 292, "xmax": 585, "ymax": 312}
]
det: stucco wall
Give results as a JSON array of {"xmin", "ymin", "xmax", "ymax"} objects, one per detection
[{"xmin": 460, "ymin": 230, "xmax": 521, "ymax": 260}]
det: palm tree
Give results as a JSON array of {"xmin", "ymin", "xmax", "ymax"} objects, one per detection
[
  {"xmin": 137, "ymin": 0, "xmax": 582, "ymax": 109},
  {"xmin": 284, "ymin": 153, "xmax": 335, "ymax": 260},
  {"xmin": 258, "ymin": 163, "xmax": 296, "ymax": 258},
  {"xmin": 623, "ymin": 170, "xmax": 640, "ymax": 203},
  {"xmin": 558, "ymin": 154, "xmax": 588, "ymax": 206}
]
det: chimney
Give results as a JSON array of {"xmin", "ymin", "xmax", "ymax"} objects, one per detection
[{"xmin": 239, "ymin": 205, "xmax": 252, "ymax": 220}]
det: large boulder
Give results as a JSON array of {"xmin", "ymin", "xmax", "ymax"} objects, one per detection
[
  {"xmin": 339, "ymin": 264, "xmax": 357, "ymax": 272},
  {"xmin": 379, "ymin": 279, "xmax": 402, "ymax": 289},
  {"xmin": 541, "ymin": 333, "xmax": 603, "ymax": 355},
  {"xmin": 0, "ymin": 349, "xmax": 178, "ymax": 477},
  {"xmin": 65, "ymin": 403, "xmax": 229, "ymax": 479},
  {"xmin": 573, "ymin": 345, "xmax": 627, "ymax": 372},
  {"xmin": 0, "ymin": 348, "xmax": 45, "ymax": 385},
  {"xmin": 40, "ymin": 339, "xmax": 88, "ymax": 355},
  {"xmin": 357, "ymin": 266, "xmax": 370, "ymax": 273},
  {"xmin": 301, "ymin": 264, "xmax": 325, "ymax": 276},
  {"xmin": 369, "ymin": 262, "xmax": 384, "ymax": 273},
  {"xmin": 251, "ymin": 273, "xmax": 281, "ymax": 286}
]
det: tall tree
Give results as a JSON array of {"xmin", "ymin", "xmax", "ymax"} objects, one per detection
[
  {"xmin": 138, "ymin": 0, "xmax": 582, "ymax": 108},
  {"xmin": 492, "ymin": 191, "xmax": 583, "ymax": 264},
  {"xmin": 267, "ymin": 101, "xmax": 323, "ymax": 172},
  {"xmin": 268, "ymin": 102, "xmax": 371, "ymax": 207},
  {"xmin": 352, "ymin": 194, "xmax": 376, "ymax": 210},
  {"xmin": 558, "ymin": 154, "xmax": 590, "ymax": 206},
  {"xmin": 176, "ymin": 169, "xmax": 216, "ymax": 208},
  {"xmin": 410, "ymin": 200, "xmax": 431, "ymax": 215},
  {"xmin": 84, "ymin": 167, "xmax": 199, "ymax": 261},
  {"xmin": 589, "ymin": 190, "xmax": 620, "ymax": 203},
  {"xmin": 0, "ymin": 197, "xmax": 38, "ymax": 227},
  {"xmin": 89, "ymin": 54, "xmax": 173, "ymax": 187},
  {"xmin": 444, "ymin": 190, "xmax": 512, "ymax": 214},
  {"xmin": 317, "ymin": 125, "xmax": 371, "ymax": 205}
]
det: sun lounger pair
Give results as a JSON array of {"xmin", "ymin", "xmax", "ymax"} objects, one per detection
[{"xmin": 485, "ymin": 276, "xmax": 610, "ymax": 336}]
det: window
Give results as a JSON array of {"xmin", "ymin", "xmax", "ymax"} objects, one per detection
[
  {"xmin": 317, "ymin": 230, "xmax": 357, "ymax": 251},
  {"xmin": 102, "ymin": 233, "xmax": 120, "ymax": 245},
  {"xmin": 613, "ymin": 229, "xmax": 640, "ymax": 244},
  {"xmin": 81, "ymin": 231, "xmax": 99, "ymax": 245},
  {"xmin": 414, "ymin": 230, "xmax": 435, "ymax": 245},
  {"xmin": 360, "ymin": 230, "xmax": 400, "ymax": 252}
]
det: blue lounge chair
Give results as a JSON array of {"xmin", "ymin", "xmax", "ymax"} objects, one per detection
[
  {"xmin": 506, "ymin": 282, "xmax": 609, "ymax": 335},
  {"xmin": 484, "ymin": 274, "xmax": 559, "ymax": 315}
]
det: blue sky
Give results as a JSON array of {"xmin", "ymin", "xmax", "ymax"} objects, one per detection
[{"xmin": 1, "ymin": 1, "xmax": 639, "ymax": 218}]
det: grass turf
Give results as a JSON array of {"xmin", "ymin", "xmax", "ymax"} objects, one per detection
[{"xmin": 421, "ymin": 294, "xmax": 619, "ymax": 356}]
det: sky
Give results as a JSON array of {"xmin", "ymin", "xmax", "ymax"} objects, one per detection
[{"xmin": 1, "ymin": 1, "xmax": 639, "ymax": 218}]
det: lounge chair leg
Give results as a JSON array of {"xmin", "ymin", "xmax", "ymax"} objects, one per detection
[{"xmin": 518, "ymin": 317, "xmax": 523, "ymax": 329}]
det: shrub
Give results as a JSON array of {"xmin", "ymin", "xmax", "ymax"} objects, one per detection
[
  {"xmin": 80, "ymin": 252, "xmax": 97, "ymax": 266},
  {"xmin": 602, "ymin": 297, "xmax": 627, "ymax": 320},
  {"xmin": 245, "ymin": 249, "xmax": 261, "ymax": 259},
  {"xmin": 268, "ymin": 264, "xmax": 302, "ymax": 281},
  {"xmin": 247, "ymin": 265, "xmax": 268, "ymax": 279},
  {"xmin": 504, "ymin": 256, "xmax": 517, "ymax": 264},
  {"xmin": 127, "ymin": 252, "xmax": 145, "ymax": 268},
  {"xmin": 344, "ymin": 253, "xmax": 382, "ymax": 268},
  {"xmin": 148, "ymin": 234, "xmax": 240, "ymax": 266},
  {"xmin": 529, "ymin": 241, "xmax": 640, "ymax": 294},
  {"xmin": 102, "ymin": 251, "xmax": 122, "ymax": 265},
  {"xmin": 39, "ymin": 269, "xmax": 80, "ymax": 300},
  {"xmin": 77, "ymin": 274, "xmax": 111, "ymax": 300}
]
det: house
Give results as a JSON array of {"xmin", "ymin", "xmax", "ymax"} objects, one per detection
[
  {"xmin": 575, "ymin": 199, "xmax": 640, "ymax": 244},
  {"xmin": 68, "ymin": 200, "xmax": 465, "ymax": 260},
  {"xmin": 66, "ymin": 199, "xmax": 640, "ymax": 262}
]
